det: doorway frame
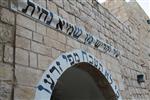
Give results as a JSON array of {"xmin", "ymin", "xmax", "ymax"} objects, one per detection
[{"xmin": 34, "ymin": 49, "xmax": 122, "ymax": 100}]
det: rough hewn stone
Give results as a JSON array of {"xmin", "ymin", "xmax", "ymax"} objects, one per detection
[
  {"xmin": 0, "ymin": 82, "xmax": 12, "ymax": 100},
  {"xmin": 38, "ymin": 54, "xmax": 52, "ymax": 70},
  {"xmin": 4, "ymin": 45, "xmax": 13, "ymax": 63},
  {"xmin": 0, "ymin": 8, "xmax": 15, "ymax": 25},
  {"xmin": 33, "ymin": 32, "xmax": 43, "ymax": 43},
  {"xmin": 0, "ymin": 0, "xmax": 9, "ymax": 7},
  {"xmin": 31, "ymin": 41, "xmax": 49, "ymax": 55},
  {"xmin": 15, "ymin": 64, "xmax": 43, "ymax": 86},
  {"xmin": 16, "ymin": 26, "xmax": 32, "ymax": 40},
  {"xmin": 14, "ymin": 85, "xmax": 35, "ymax": 100},
  {"xmin": 30, "ymin": 52, "xmax": 37, "ymax": 68},
  {"xmin": 51, "ymin": 48, "xmax": 61, "ymax": 58},
  {"xmin": 16, "ymin": 36, "xmax": 30, "ymax": 50},
  {"xmin": 0, "ymin": 22, "xmax": 14, "ymax": 43},
  {"xmin": 36, "ymin": 23, "xmax": 46, "ymax": 35},
  {"xmin": 17, "ymin": 14, "xmax": 36, "ymax": 31},
  {"xmin": 0, "ymin": 63, "xmax": 13, "ymax": 81},
  {"xmin": 15, "ymin": 48, "xmax": 29, "ymax": 66}
]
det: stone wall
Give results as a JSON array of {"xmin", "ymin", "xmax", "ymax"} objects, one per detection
[
  {"xmin": 0, "ymin": 0, "xmax": 150, "ymax": 100},
  {"xmin": 0, "ymin": 0, "xmax": 15, "ymax": 99},
  {"xmin": 103, "ymin": 0, "xmax": 150, "ymax": 99}
]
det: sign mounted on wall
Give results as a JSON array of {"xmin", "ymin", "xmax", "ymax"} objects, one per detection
[
  {"xmin": 34, "ymin": 49, "xmax": 122, "ymax": 100},
  {"xmin": 11, "ymin": 0, "xmax": 120, "ymax": 58}
]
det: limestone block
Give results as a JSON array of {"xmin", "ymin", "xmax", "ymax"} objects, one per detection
[
  {"xmin": 4, "ymin": 45, "xmax": 13, "ymax": 63},
  {"xmin": 69, "ymin": 14, "xmax": 76, "ymax": 25},
  {"xmin": 52, "ymin": 0, "xmax": 63, "ymax": 8},
  {"xmin": 15, "ymin": 48, "xmax": 29, "ymax": 66},
  {"xmin": 0, "ymin": 63, "xmax": 13, "ymax": 81},
  {"xmin": 0, "ymin": 44, "xmax": 3, "ymax": 61},
  {"xmin": 0, "ymin": 0, "xmax": 9, "ymax": 7},
  {"xmin": 70, "ymin": 4, "xmax": 80, "ymax": 17},
  {"xmin": 76, "ymin": 2, "xmax": 83, "ymax": 11},
  {"xmin": 14, "ymin": 85, "xmax": 35, "ymax": 100},
  {"xmin": 31, "ymin": 41, "xmax": 49, "ymax": 55},
  {"xmin": 16, "ymin": 36, "xmax": 30, "ymax": 50},
  {"xmin": 0, "ymin": 22, "xmax": 14, "ymax": 43},
  {"xmin": 36, "ymin": 23, "xmax": 46, "ymax": 35},
  {"xmin": 63, "ymin": 0, "xmax": 71, "ymax": 12},
  {"xmin": 68, "ymin": 0, "xmax": 77, "ymax": 6},
  {"xmin": 65, "ymin": 45, "xmax": 74, "ymax": 52},
  {"xmin": 46, "ymin": 28, "xmax": 58, "ymax": 40},
  {"xmin": 30, "ymin": 52, "xmax": 37, "ymax": 68},
  {"xmin": 47, "ymin": 1, "xmax": 58, "ymax": 14},
  {"xmin": 44, "ymin": 37, "xmax": 65, "ymax": 51},
  {"xmin": 0, "ymin": 81, "xmax": 12, "ymax": 100},
  {"xmin": 16, "ymin": 26, "xmax": 32, "ymax": 39},
  {"xmin": 58, "ymin": 8, "xmax": 69, "ymax": 20},
  {"xmin": 67, "ymin": 37, "xmax": 81, "ymax": 48},
  {"xmin": 83, "ymin": 6, "xmax": 92, "ymax": 17},
  {"xmin": 15, "ymin": 64, "xmax": 43, "ymax": 86},
  {"xmin": 57, "ymin": 33, "xmax": 66, "ymax": 44},
  {"xmin": 79, "ymin": 11, "xmax": 89, "ymax": 23},
  {"xmin": 33, "ymin": 32, "xmax": 43, "ymax": 43},
  {"xmin": 38, "ymin": 54, "xmax": 53, "ymax": 70},
  {"xmin": 75, "ymin": 18, "xmax": 85, "ymax": 29},
  {"xmin": 17, "ymin": 14, "xmax": 36, "ymax": 31},
  {"xmin": 0, "ymin": 8, "xmax": 15, "ymax": 25},
  {"xmin": 51, "ymin": 48, "xmax": 61, "ymax": 58},
  {"xmin": 33, "ymin": 0, "xmax": 46, "ymax": 8}
]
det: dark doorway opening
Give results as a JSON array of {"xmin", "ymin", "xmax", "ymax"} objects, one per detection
[{"xmin": 51, "ymin": 63, "xmax": 117, "ymax": 100}]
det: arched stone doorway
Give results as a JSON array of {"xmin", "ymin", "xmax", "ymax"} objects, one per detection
[
  {"xmin": 51, "ymin": 63, "xmax": 116, "ymax": 100},
  {"xmin": 35, "ymin": 50, "xmax": 122, "ymax": 100}
]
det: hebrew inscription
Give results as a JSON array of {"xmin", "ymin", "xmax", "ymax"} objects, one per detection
[
  {"xmin": 34, "ymin": 50, "xmax": 122, "ymax": 100},
  {"xmin": 13, "ymin": 0, "xmax": 120, "ymax": 58}
]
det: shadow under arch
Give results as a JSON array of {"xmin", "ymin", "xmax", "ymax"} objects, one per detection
[
  {"xmin": 51, "ymin": 62, "xmax": 117, "ymax": 100},
  {"xmin": 35, "ymin": 50, "xmax": 122, "ymax": 100}
]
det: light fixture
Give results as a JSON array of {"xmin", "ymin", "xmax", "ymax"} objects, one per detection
[
  {"xmin": 137, "ymin": 74, "xmax": 145, "ymax": 84},
  {"xmin": 147, "ymin": 20, "xmax": 150, "ymax": 24}
]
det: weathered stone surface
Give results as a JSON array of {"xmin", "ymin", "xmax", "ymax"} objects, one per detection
[
  {"xmin": 16, "ymin": 36, "xmax": 30, "ymax": 50},
  {"xmin": 16, "ymin": 26, "xmax": 32, "ymax": 40},
  {"xmin": 30, "ymin": 52, "xmax": 37, "ymax": 68},
  {"xmin": 51, "ymin": 48, "xmax": 61, "ymax": 58},
  {"xmin": 38, "ymin": 54, "xmax": 52, "ymax": 70},
  {"xmin": 36, "ymin": 23, "xmax": 46, "ymax": 35},
  {"xmin": 67, "ymin": 37, "xmax": 81, "ymax": 48},
  {"xmin": 14, "ymin": 85, "xmax": 35, "ymax": 100},
  {"xmin": 63, "ymin": 0, "xmax": 71, "ymax": 12},
  {"xmin": 57, "ymin": 33, "xmax": 66, "ymax": 44},
  {"xmin": 70, "ymin": 4, "xmax": 80, "ymax": 17},
  {"xmin": 52, "ymin": 0, "xmax": 63, "ymax": 8},
  {"xmin": 0, "ymin": 81, "xmax": 12, "ymax": 100},
  {"xmin": 0, "ymin": 22, "xmax": 14, "ymax": 43},
  {"xmin": 15, "ymin": 48, "xmax": 29, "ymax": 66},
  {"xmin": 33, "ymin": 0, "xmax": 46, "ymax": 8},
  {"xmin": 58, "ymin": 8, "xmax": 69, "ymax": 20},
  {"xmin": 15, "ymin": 64, "xmax": 43, "ymax": 86},
  {"xmin": 44, "ymin": 37, "xmax": 66, "ymax": 51},
  {"xmin": 47, "ymin": 1, "xmax": 58, "ymax": 14},
  {"xmin": 33, "ymin": 32, "xmax": 43, "ymax": 43},
  {"xmin": 31, "ymin": 41, "xmax": 49, "ymax": 55},
  {"xmin": 17, "ymin": 14, "xmax": 36, "ymax": 31},
  {"xmin": 46, "ymin": 28, "xmax": 58, "ymax": 40},
  {"xmin": 0, "ymin": 44, "xmax": 3, "ymax": 61},
  {"xmin": 0, "ymin": 0, "xmax": 9, "ymax": 7},
  {"xmin": 0, "ymin": 63, "xmax": 13, "ymax": 81},
  {"xmin": 4, "ymin": 45, "xmax": 13, "ymax": 63},
  {"xmin": 0, "ymin": 8, "xmax": 15, "ymax": 25}
]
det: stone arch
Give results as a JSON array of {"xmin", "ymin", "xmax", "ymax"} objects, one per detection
[{"xmin": 34, "ymin": 50, "xmax": 122, "ymax": 100}]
